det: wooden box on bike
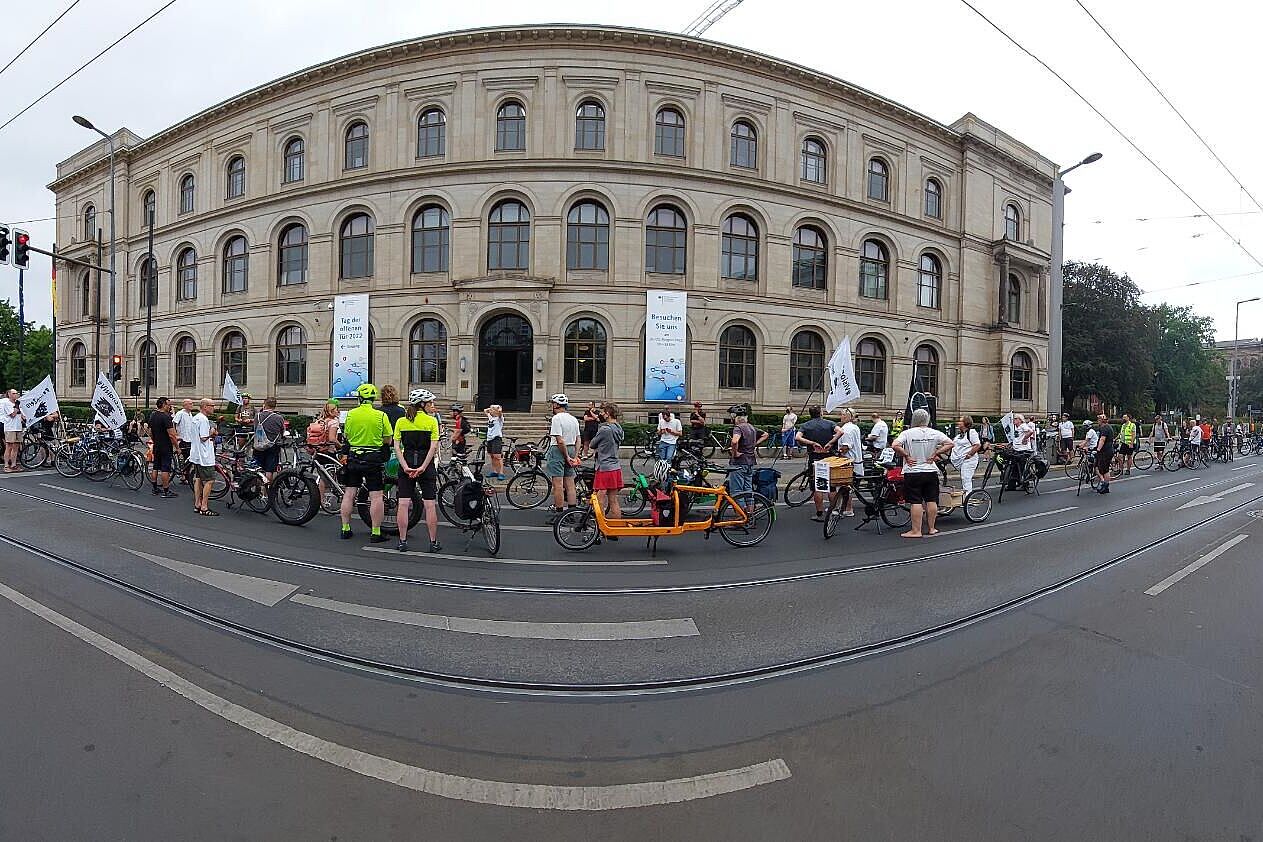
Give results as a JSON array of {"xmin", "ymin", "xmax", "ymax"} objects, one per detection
[{"xmin": 819, "ymin": 456, "xmax": 854, "ymax": 485}]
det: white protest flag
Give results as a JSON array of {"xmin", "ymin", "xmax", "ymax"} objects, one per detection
[
  {"xmin": 824, "ymin": 336, "xmax": 861, "ymax": 412},
  {"xmin": 91, "ymin": 372, "xmax": 127, "ymax": 430},
  {"xmin": 19, "ymin": 376, "xmax": 59, "ymax": 423},
  {"xmin": 1000, "ymin": 411, "xmax": 1017, "ymax": 444},
  {"xmin": 222, "ymin": 372, "xmax": 242, "ymax": 406}
]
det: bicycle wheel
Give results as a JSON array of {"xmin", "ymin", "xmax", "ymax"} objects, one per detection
[
  {"xmin": 120, "ymin": 452, "xmax": 146, "ymax": 491},
  {"xmin": 481, "ymin": 502, "xmax": 501, "ymax": 556},
  {"xmin": 208, "ymin": 466, "xmax": 230, "ymax": 499},
  {"xmin": 630, "ymin": 450, "xmax": 658, "ymax": 476},
  {"xmin": 783, "ymin": 470, "xmax": 814, "ymax": 507},
  {"xmin": 716, "ymin": 491, "xmax": 775, "ymax": 547},
  {"xmin": 879, "ymin": 488, "xmax": 912, "ymax": 528},
  {"xmin": 54, "ymin": 447, "xmax": 82, "ymax": 478},
  {"xmin": 83, "ymin": 448, "xmax": 112, "ymax": 482},
  {"xmin": 270, "ymin": 471, "xmax": 319, "ymax": 525},
  {"xmin": 552, "ymin": 506, "xmax": 600, "ymax": 551},
  {"xmin": 1133, "ymin": 448, "xmax": 1153, "ymax": 471},
  {"xmin": 505, "ymin": 470, "xmax": 549, "ymax": 509},
  {"xmin": 700, "ymin": 439, "xmax": 717, "ymax": 459},
  {"xmin": 1062, "ymin": 457, "xmax": 1080, "ymax": 480},
  {"xmin": 1108, "ymin": 454, "xmax": 1123, "ymax": 479},
  {"xmin": 437, "ymin": 479, "xmax": 462, "ymax": 527},
  {"xmin": 19, "ymin": 439, "xmax": 48, "ymax": 470},
  {"xmin": 822, "ymin": 488, "xmax": 846, "ymax": 540},
  {"xmin": 618, "ymin": 483, "xmax": 648, "ymax": 517},
  {"xmin": 962, "ymin": 489, "xmax": 992, "ymax": 522},
  {"xmin": 240, "ymin": 475, "xmax": 271, "ymax": 514}
]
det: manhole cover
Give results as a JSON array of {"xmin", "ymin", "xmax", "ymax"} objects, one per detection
[{"xmin": 1248, "ymin": 511, "xmax": 1263, "ymax": 520}]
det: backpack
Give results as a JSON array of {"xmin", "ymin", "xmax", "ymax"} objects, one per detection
[
  {"xmin": 455, "ymin": 479, "xmax": 485, "ymax": 520},
  {"xmin": 752, "ymin": 467, "xmax": 780, "ymax": 501},
  {"xmin": 253, "ymin": 410, "xmax": 281, "ymax": 453},
  {"xmin": 306, "ymin": 420, "xmax": 328, "ymax": 446}
]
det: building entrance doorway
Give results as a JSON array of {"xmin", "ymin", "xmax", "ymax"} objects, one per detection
[{"xmin": 477, "ymin": 314, "xmax": 533, "ymax": 411}]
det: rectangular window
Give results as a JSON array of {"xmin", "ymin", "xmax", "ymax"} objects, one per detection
[
  {"xmin": 412, "ymin": 228, "xmax": 449, "ymax": 273},
  {"xmin": 575, "ymin": 118, "xmax": 605, "ymax": 151}
]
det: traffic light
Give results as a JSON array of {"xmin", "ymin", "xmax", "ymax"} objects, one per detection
[
  {"xmin": 110, "ymin": 354, "xmax": 123, "ymax": 382},
  {"xmin": 12, "ymin": 229, "xmax": 29, "ymax": 269},
  {"xmin": 0, "ymin": 224, "xmax": 10, "ymax": 265}
]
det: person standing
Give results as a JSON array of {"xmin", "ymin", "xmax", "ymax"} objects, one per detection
[
  {"xmin": 173, "ymin": 398, "xmax": 196, "ymax": 464},
  {"xmin": 234, "ymin": 393, "xmax": 255, "ymax": 449},
  {"xmin": 866, "ymin": 412, "xmax": 889, "ymax": 455},
  {"xmin": 1152, "ymin": 414, "xmax": 1167, "ymax": 469},
  {"xmin": 1118, "ymin": 413, "xmax": 1138, "ymax": 475},
  {"xmin": 892, "ymin": 408, "xmax": 954, "ymax": 538},
  {"xmin": 795, "ymin": 405, "xmax": 842, "ymax": 522},
  {"xmin": 147, "ymin": 397, "xmax": 179, "ymax": 497},
  {"xmin": 836, "ymin": 409, "xmax": 867, "ymax": 516},
  {"xmin": 579, "ymin": 402, "xmax": 599, "ymax": 460},
  {"xmin": 484, "ymin": 404, "xmax": 506, "ymax": 480},
  {"xmin": 727, "ymin": 405, "xmax": 766, "ymax": 493},
  {"xmin": 1057, "ymin": 413, "xmax": 1075, "ymax": 464},
  {"xmin": 951, "ymin": 416, "xmax": 982, "ymax": 495},
  {"xmin": 379, "ymin": 385, "xmax": 405, "ymax": 431},
  {"xmin": 449, "ymin": 404, "xmax": 471, "ymax": 458},
  {"xmin": 545, "ymin": 394, "xmax": 581, "ymax": 522},
  {"xmin": 590, "ymin": 403, "xmax": 625, "ymax": 529},
  {"xmin": 656, "ymin": 409, "xmax": 682, "ymax": 463},
  {"xmin": 190, "ymin": 398, "xmax": 219, "ymax": 516},
  {"xmin": 1188, "ymin": 417, "xmax": 1203, "ymax": 461},
  {"xmin": 689, "ymin": 401, "xmax": 708, "ymax": 444},
  {"xmin": 339, "ymin": 383, "xmax": 393, "ymax": 542},
  {"xmin": 393, "ymin": 390, "xmax": 441, "ymax": 554},
  {"xmin": 979, "ymin": 416, "xmax": 995, "ymax": 452},
  {"xmin": 1095, "ymin": 413, "xmax": 1116, "ymax": 494},
  {"xmin": 780, "ymin": 405, "xmax": 799, "ymax": 458},
  {"xmin": 250, "ymin": 397, "xmax": 287, "ymax": 484},
  {"xmin": 1, "ymin": 389, "xmax": 23, "ymax": 472},
  {"xmin": 1011, "ymin": 413, "xmax": 1037, "ymax": 488},
  {"xmin": 891, "ymin": 410, "xmax": 905, "ymax": 439}
]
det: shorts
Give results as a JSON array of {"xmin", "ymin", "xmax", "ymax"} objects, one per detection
[
  {"xmin": 3, "ymin": 431, "xmax": 20, "ymax": 443},
  {"xmin": 1060, "ymin": 437, "xmax": 1073, "ymax": 451},
  {"xmin": 396, "ymin": 465, "xmax": 437, "ymax": 501},
  {"xmin": 193, "ymin": 464, "xmax": 215, "ymax": 482},
  {"xmin": 782, "ymin": 430, "xmax": 796, "ymax": 448},
  {"xmin": 545, "ymin": 445, "xmax": 575, "ymax": 478},
  {"xmin": 153, "ymin": 448, "xmax": 173, "ymax": 473},
  {"xmin": 902, "ymin": 470, "xmax": 940, "ymax": 505},
  {"xmin": 1095, "ymin": 448, "xmax": 1114, "ymax": 473},
  {"xmin": 179, "ymin": 441, "xmax": 191, "ymax": 460},
  {"xmin": 254, "ymin": 446, "xmax": 280, "ymax": 473},
  {"xmin": 341, "ymin": 453, "xmax": 385, "ymax": 492},
  {"xmin": 486, "ymin": 436, "xmax": 503, "ymax": 455},
  {"xmin": 593, "ymin": 467, "xmax": 623, "ymax": 490},
  {"xmin": 1119, "ymin": 443, "xmax": 1134, "ymax": 455}
]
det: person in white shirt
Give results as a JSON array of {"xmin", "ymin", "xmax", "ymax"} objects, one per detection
[
  {"xmin": 835, "ymin": 409, "xmax": 866, "ymax": 516},
  {"xmin": 1056, "ymin": 413, "xmax": 1075, "ymax": 464},
  {"xmin": 866, "ymin": 413, "xmax": 889, "ymax": 454},
  {"xmin": 546, "ymin": 394, "xmax": 582, "ymax": 520},
  {"xmin": 1013, "ymin": 414, "xmax": 1037, "ymax": 452},
  {"xmin": 951, "ymin": 416, "xmax": 983, "ymax": 494},
  {"xmin": 780, "ymin": 406, "xmax": 799, "ymax": 458},
  {"xmin": 189, "ymin": 398, "xmax": 219, "ymax": 516},
  {"xmin": 1188, "ymin": 418, "xmax": 1203, "ymax": 458},
  {"xmin": 172, "ymin": 398, "xmax": 196, "ymax": 461},
  {"xmin": 892, "ymin": 408, "xmax": 955, "ymax": 538},
  {"xmin": 1081, "ymin": 420, "xmax": 1099, "ymax": 456},
  {"xmin": 1, "ymin": 389, "xmax": 24, "ymax": 472},
  {"xmin": 656, "ymin": 410, "xmax": 683, "ymax": 463}
]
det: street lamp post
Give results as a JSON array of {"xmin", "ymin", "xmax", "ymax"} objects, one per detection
[
  {"xmin": 1230, "ymin": 297, "xmax": 1260, "ymax": 420},
  {"xmin": 144, "ymin": 205, "xmax": 155, "ymax": 409},
  {"xmin": 73, "ymin": 115, "xmax": 117, "ymax": 364},
  {"xmin": 1048, "ymin": 152, "xmax": 1103, "ymax": 416}
]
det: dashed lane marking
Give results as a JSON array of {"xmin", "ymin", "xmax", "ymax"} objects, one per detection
[
  {"xmin": 38, "ymin": 483, "xmax": 153, "ymax": 511},
  {"xmin": 1144, "ymin": 534, "xmax": 1250, "ymax": 597},
  {"xmin": 945, "ymin": 506, "xmax": 1077, "ymax": 534},
  {"xmin": 360, "ymin": 545, "xmax": 666, "ymax": 566},
  {"xmin": 1151, "ymin": 478, "xmax": 1199, "ymax": 490}
]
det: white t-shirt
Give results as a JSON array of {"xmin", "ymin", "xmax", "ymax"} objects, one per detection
[
  {"xmin": 1083, "ymin": 428, "xmax": 1099, "ymax": 451},
  {"xmin": 189, "ymin": 413, "xmax": 216, "ymax": 466},
  {"xmin": 895, "ymin": 426, "xmax": 953, "ymax": 474},
  {"xmin": 867, "ymin": 419, "xmax": 889, "ymax": 450},
  {"xmin": 1189, "ymin": 425, "xmax": 1203, "ymax": 445},
  {"xmin": 658, "ymin": 415, "xmax": 683, "ymax": 444},
  {"xmin": 485, "ymin": 415, "xmax": 503, "ymax": 440},
  {"xmin": 173, "ymin": 409, "xmax": 196, "ymax": 443},
  {"xmin": 951, "ymin": 428, "xmax": 981, "ymax": 465},
  {"xmin": 837, "ymin": 421, "xmax": 864, "ymax": 462},
  {"xmin": 1014, "ymin": 421, "xmax": 1037, "ymax": 452},
  {"xmin": 1, "ymin": 398, "xmax": 23, "ymax": 432},
  {"xmin": 781, "ymin": 412, "xmax": 798, "ymax": 433},
  {"xmin": 1057, "ymin": 420, "xmax": 1074, "ymax": 439},
  {"xmin": 549, "ymin": 411, "xmax": 581, "ymax": 448}
]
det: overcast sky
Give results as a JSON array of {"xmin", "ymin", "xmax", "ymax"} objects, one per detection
[{"xmin": 2, "ymin": 0, "xmax": 1261, "ymax": 344}]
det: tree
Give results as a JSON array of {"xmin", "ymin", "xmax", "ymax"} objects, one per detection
[
  {"xmin": 1149, "ymin": 304, "xmax": 1220, "ymax": 413},
  {"xmin": 0, "ymin": 298, "xmax": 53, "ymax": 391},
  {"xmin": 1061, "ymin": 261, "xmax": 1155, "ymax": 412}
]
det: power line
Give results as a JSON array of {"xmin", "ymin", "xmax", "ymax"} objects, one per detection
[
  {"xmin": 0, "ymin": 0, "xmax": 83, "ymax": 79},
  {"xmin": 955, "ymin": 0, "xmax": 1263, "ymax": 273},
  {"xmin": 0, "ymin": 0, "xmax": 182, "ymax": 134},
  {"xmin": 1072, "ymin": 0, "xmax": 1263, "ymax": 217},
  {"xmin": 1069, "ymin": 210, "xmax": 1262, "ymax": 225},
  {"xmin": 1138, "ymin": 268, "xmax": 1263, "ymax": 296},
  {"xmin": 682, "ymin": 0, "xmax": 746, "ymax": 37}
]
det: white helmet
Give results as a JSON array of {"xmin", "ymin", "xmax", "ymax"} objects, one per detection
[
  {"xmin": 877, "ymin": 447, "xmax": 897, "ymax": 468},
  {"xmin": 653, "ymin": 460, "xmax": 673, "ymax": 485},
  {"xmin": 409, "ymin": 389, "xmax": 435, "ymax": 406},
  {"xmin": 549, "ymin": 393, "xmax": 570, "ymax": 407}
]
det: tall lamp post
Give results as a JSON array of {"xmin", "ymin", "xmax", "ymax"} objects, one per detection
[
  {"xmin": 1048, "ymin": 152, "xmax": 1103, "ymax": 415},
  {"xmin": 1229, "ymin": 296, "xmax": 1260, "ymax": 420},
  {"xmin": 72, "ymin": 115, "xmax": 117, "ymax": 363},
  {"xmin": 143, "ymin": 203, "xmax": 155, "ymax": 408}
]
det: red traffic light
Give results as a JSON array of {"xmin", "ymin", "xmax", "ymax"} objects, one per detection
[
  {"xmin": 111, "ymin": 354, "xmax": 123, "ymax": 365},
  {"xmin": 15, "ymin": 232, "xmax": 28, "ymax": 246}
]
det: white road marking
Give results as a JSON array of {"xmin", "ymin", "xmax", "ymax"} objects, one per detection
[
  {"xmin": 121, "ymin": 548, "xmax": 299, "ymax": 606},
  {"xmin": 39, "ymin": 483, "xmax": 153, "ymax": 511},
  {"xmin": 1151, "ymin": 478, "xmax": 1198, "ymax": 490},
  {"xmin": 1144, "ymin": 534, "xmax": 1250, "ymax": 596},
  {"xmin": 0, "ymin": 469, "xmax": 58, "ymax": 480},
  {"xmin": 1176, "ymin": 483, "xmax": 1255, "ymax": 511},
  {"xmin": 1232, "ymin": 464, "xmax": 1255, "ymax": 471},
  {"xmin": 291, "ymin": 593, "xmax": 699, "ymax": 640},
  {"xmin": 361, "ymin": 545, "xmax": 666, "ymax": 566},
  {"xmin": 946, "ymin": 507, "xmax": 1077, "ymax": 534},
  {"xmin": 438, "ymin": 521, "xmax": 549, "ymax": 532},
  {"xmin": 0, "ymin": 579, "xmax": 788, "ymax": 808},
  {"xmin": 1043, "ymin": 476, "xmax": 1139, "ymax": 495}
]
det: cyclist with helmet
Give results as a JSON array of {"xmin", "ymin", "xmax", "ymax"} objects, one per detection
[
  {"xmin": 233, "ymin": 392, "xmax": 255, "ymax": 450},
  {"xmin": 393, "ymin": 389, "xmax": 442, "ymax": 553},
  {"xmin": 338, "ymin": 383, "xmax": 393, "ymax": 542},
  {"xmin": 546, "ymin": 394, "xmax": 581, "ymax": 523},
  {"xmin": 450, "ymin": 403, "xmax": 472, "ymax": 458},
  {"xmin": 727, "ymin": 404, "xmax": 767, "ymax": 493}
]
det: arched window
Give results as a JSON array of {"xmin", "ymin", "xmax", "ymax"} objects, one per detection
[
  {"xmin": 730, "ymin": 121, "xmax": 757, "ymax": 169},
  {"xmin": 792, "ymin": 226, "xmax": 827, "ymax": 290},
  {"xmin": 175, "ymin": 336, "xmax": 196, "ymax": 388},
  {"xmin": 495, "ymin": 102, "xmax": 526, "ymax": 151},
  {"xmin": 914, "ymin": 344, "xmax": 939, "ymax": 396},
  {"xmin": 221, "ymin": 331, "xmax": 246, "ymax": 386},
  {"xmin": 418, "ymin": 109, "xmax": 446, "ymax": 158},
  {"xmin": 654, "ymin": 107, "xmax": 685, "ymax": 158},
  {"xmin": 142, "ymin": 190, "xmax": 156, "ymax": 227},
  {"xmin": 139, "ymin": 340, "xmax": 157, "ymax": 388},
  {"xmin": 566, "ymin": 201, "xmax": 610, "ymax": 271},
  {"xmin": 283, "ymin": 137, "xmax": 304, "ymax": 183},
  {"xmin": 340, "ymin": 213, "xmax": 375, "ymax": 279},
  {"xmin": 275, "ymin": 325, "xmax": 307, "ymax": 385},
  {"xmin": 80, "ymin": 271, "xmax": 91, "ymax": 318},
  {"xmin": 276, "ymin": 224, "xmax": 308, "ymax": 286},
  {"xmin": 1004, "ymin": 203, "xmax": 1020, "ymax": 240},
  {"xmin": 139, "ymin": 255, "xmax": 157, "ymax": 309},
  {"xmin": 344, "ymin": 122, "xmax": 368, "ymax": 170},
  {"xmin": 867, "ymin": 158, "xmax": 889, "ymax": 201},
  {"xmin": 176, "ymin": 248, "xmax": 197, "ymax": 302},
  {"xmin": 718, "ymin": 324, "xmax": 756, "ymax": 389},
  {"xmin": 1010, "ymin": 351, "xmax": 1033, "ymax": 401},
  {"xmin": 83, "ymin": 204, "xmax": 96, "ymax": 240},
  {"xmin": 790, "ymin": 330, "xmax": 826, "ymax": 391},
  {"xmin": 408, "ymin": 318, "xmax": 448, "ymax": 384},
  {"xmin": 564, "ymin": 318, "xmax": 608, "ymax": 385},
  {"xmin": 721, "ymin": 214, "xmax": 759, "ymax": 281},
  {"xmin": 856, "ymin": 338, "xmax": 886, "ymax": 394},
  {"xmin": 645, "ymin": 204, "xmax": 686, "ymax": 274},
  {"xmin": 179, "ymin": 174, "xmax": 195, "ymax": 214},
  {"xmin": 226, "ymin": 155, "xmax": 245, "ymax": 199},
  {"xmin": 411, "ymin": 205, "xmax": 449, "ymax": 273},
  {"xmin": 487, "ymin": 200, "xmax": 530, "ymax": 271},
  {"xmin": 925, "ymin": 178, "xmax": 942, "ymax": 219},
  {"xmin": 859, "ymin": 239, "xmax": 889, "ymax": 300},
  {"xmin": 575, "ymin": 101, "xmax": 605, "ymax": 151},
  {"xmin": 70, "ymin": 342, "xmax": 87, "ymax": 387},
  {"xmin": 918, "ymin": 253, "xmax": 942, "ymax": 309},
  {"xmin": 222, "ymin": 236, "xmax": 248, "ymax": 293},
  {"xmin": 802, "ymin": 137, "xmax": 827, "ymax": 184},
  {"xmin": 1007, "ymin": 274, "xmax": 1022, "ymax": 324}
]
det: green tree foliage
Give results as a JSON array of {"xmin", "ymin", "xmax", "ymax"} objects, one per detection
[
  {"xmin": 0, "ymin": 299, "xmax": 52, "ymax": 391},
  {"xmin": 1149, "ymin": 303, "xmax": 1222, "ymax": 414},
  {"xmin": 1061, "ymin": 261, "xmax": 1155, "ymax": 412}
]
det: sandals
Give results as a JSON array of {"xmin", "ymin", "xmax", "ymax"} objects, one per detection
[{"xmin": 195, "ymin": 507, "xmax": 219, "ymax": 516}]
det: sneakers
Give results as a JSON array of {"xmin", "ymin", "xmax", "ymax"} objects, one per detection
[
  {"xmin": 369, "ymin": 533, "xmax": 389, "ymax": 544},
  {"xmin": 396, "ymin": 540, "xmax": 408, "ymax": 553},
  {"xmin": 339, "ymin": 527, "xmax": 354, "ymax": 540},
  {"xmin": 429, "ymin": 540, "xmax": 442, "ymax": 553},
  {"xmin": 161, "ymin": 489, "xmax": 178, "ymax": 498},
  {"xmin": 810, "ymin": 512, "xmax": 826, "ymax": 522}
]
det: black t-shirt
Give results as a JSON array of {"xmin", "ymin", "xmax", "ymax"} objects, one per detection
[
  {"xmin": 382, "ymin": 403, "xmax": 405, "ymax": 429},
  {"xmin": 689, "ymin": 411, "xmax": 708, "ymax": 438},
  {"xmin": 1096, "ymin": 423, "xmax": 1115, "ymax": 452},
  {"xmin": 799, "ymin": 417, "xmax": 838, "ymax": 460},
  {"xmin": 148, "ymin": 410, "xmax": 174, "ymax": 452}
]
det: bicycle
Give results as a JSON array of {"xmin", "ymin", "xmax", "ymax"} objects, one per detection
[
  {"xmin": 1074, "ymin": 447, "xmax": 1103, "ymax": 495},
  {"xmin": 355, "ymin": 455, "xmax": 423, "ymax": 533},
  {"xmin": 81, "ymin": 437, "xmax": 147, "ymax": 491},
  {"xmin": 293, "ymin": 444, "xmax": 345, "ymax": 515},
  {"xmin": 436, "ymin": 458, "xmax": 501, "ymax": 556}
]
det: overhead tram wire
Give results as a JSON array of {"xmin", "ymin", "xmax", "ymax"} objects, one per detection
[
  {"xmin": 0, "ymin": 0, "xmax": 83, "ymax": 79},
  {"xmin": 0, "ymin": 0, "xmax": 182, "ymax": 134},
  {"xmin": 1072, "ymin": 0, "xmax": 1263, "ymax": 217},
  {"xmin": 955, "ymin": 0, "xmax": 1263, "ymax": 274}
]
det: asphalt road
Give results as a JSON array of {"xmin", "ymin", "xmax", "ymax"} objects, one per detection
[{"xmin": 1, "ymin": 455, "xmax": 1261, "ymax": 840}]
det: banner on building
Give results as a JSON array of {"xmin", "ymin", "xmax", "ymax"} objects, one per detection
[
  {"xmin": 222, "ymin": 372, "xmax": 242, "ymax": 406},
  {"xmin": 19, "ymin": 376, "xmax": 59, "ymax": 423},
  {"xmin": 824, "ymin": 336, "xmax": 860, "ymax": 412},
  {"xmin": 643, "ymin": 290, "xmax": 688, "ymax": 403},
  {"xmin": 91, "ymin": 372, "xmax": 126, "ymax": 430},
  {"xmin": 999, "ymin": 412, "xmax": 1017, "ymax": 444},
  {"xmin": 332, "ymin": 293, "xmax": 371, "ymax": 398}
]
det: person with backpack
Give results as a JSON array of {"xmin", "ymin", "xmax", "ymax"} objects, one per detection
[
  {"xmin": 393, "ymin": 389, "xmax": 441, "ymax": 554},
  {"xmin": 252, "ymin": 396, "xmax": 287, "ymax": 483}
]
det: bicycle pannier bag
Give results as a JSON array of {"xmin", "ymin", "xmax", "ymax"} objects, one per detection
[
  {"xmin": 456, "ymin": 479, "xmax": 485, "ymax": 521},
  {"xmin": 752, "ymin": 467, "xmax": 780, "ymax": 500}
]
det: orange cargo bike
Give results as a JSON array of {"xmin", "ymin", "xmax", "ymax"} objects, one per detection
[{"xmin": 551, "ymin": 464, "xmax": 776, "ymax": 553}]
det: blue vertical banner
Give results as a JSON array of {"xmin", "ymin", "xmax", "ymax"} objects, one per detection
[
  {"xmin": 331, "ymin": 293, "xmax": 370, "ymax": 398},
  {"xmin": 643, "ymin": 289, "xmax": 687, "ymax": 403}
]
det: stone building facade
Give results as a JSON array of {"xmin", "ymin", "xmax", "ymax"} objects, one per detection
[{"xmin": 49, "ymin": 25, "xmax": 1055, "ymax": 418}]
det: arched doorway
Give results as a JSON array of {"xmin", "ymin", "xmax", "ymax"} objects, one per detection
[{"xmin": 477, "ymin": 313, "xmax": 533, "ymax": 411}]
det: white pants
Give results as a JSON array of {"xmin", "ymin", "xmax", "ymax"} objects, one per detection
[{"xmin": 959, "ymin": 457, "xmax": 979, "ymax": 495}]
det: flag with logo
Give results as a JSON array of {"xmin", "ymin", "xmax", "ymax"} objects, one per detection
[
  {"xmin": 91, "ymin": 372, "xmax": 127, "ymax": 430},
  {"xmin": 222, "ymin": 372, "xmax": 243, "ymax": 406},
  {"xmin": 904, "ymin": 363, "xmax": 938, "ymax": 428},
  {"xmin": 824, "ymin": 336, "xmax": 861, "ymax": 412},
  {"xmin": 18, "ymin": 375, "xmax": 59, "ymax": 424}
]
